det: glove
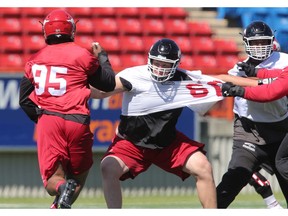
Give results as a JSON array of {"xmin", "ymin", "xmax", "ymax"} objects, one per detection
[
  {"xmin": 237, "ymin": 62, "xmax": 258, "ymax": 77},
  {"xmin": 221, "ymin": 82, "xmax": 245, "ymax": 97}
]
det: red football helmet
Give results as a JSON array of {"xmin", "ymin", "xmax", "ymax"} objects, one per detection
[{"xmin": 42, "ymin": 9, "xmax": 76, "ymax": 41}]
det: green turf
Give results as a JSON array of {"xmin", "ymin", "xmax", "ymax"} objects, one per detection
[{"xmin": 0, "ymin": 192, "xmax": 285, "ymax": 209}]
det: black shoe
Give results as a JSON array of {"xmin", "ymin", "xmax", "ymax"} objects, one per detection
[
  {"xmin": 50, "ymin": 195, "xmax": 59, "ymax": 209},
  {"xmin": 57, "ymin": 179, "xmax": 77, "ymax": 209}
]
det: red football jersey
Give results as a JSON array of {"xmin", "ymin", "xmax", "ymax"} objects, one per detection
[{"xmin": 25, "ymin": 42, "xmax": 99, "ymax": 115}]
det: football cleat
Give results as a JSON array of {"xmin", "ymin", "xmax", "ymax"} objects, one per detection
[{"xmin": 57, "ymin": 179, "xmax": 77, "ymax": 209}]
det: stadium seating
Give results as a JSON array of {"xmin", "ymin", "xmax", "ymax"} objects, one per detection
[
  {"xmin": 0, "ymin": 8, "xmax": 20, "ymax": 18},
  {"xmin": 91, "ymin": 7, "xmax": 116, "ymax": 18},
  {"xmin": 116, "ymin": 18, "xmax": 142, "ymax": 35},
  {"xmin": 192, "ymin": 55, "xmax": 217, "ymax": 74},
  {"xmin": 138, "ymin": 8, "xmax": 163, "ymax": 19},
  {"xmin": 22, "ymin": 35, "xmax": 46, "ymax": 54},
  {"xmin": 216, "ymin": 55, "xmax": 239, "ymax": 70},
  {"xmin": 74, "ymin": 18, "xmax": 94, "ymax": 35},
  {"xmin": 119, "ymin": 35, "xmax": 144, "ymax": 54},
  {"xmin": 213, "ymin": 38, "xmax": 239, "ymax": 55},
  {"xmin": 0, "ymin": 18, "xmax": 22, "ymax": 35},
  {"xmin": 188, "ymin": 21, "xmax": 213, "ymax": 37},
  {"xmin": 179, "ymin": 54, "xmax": 195, "ymax": 69},
  {"xmin": 164, "ymin": 19, "xmax": 189, "ymax": 36},
  {"xmin": 120, "ymin": 54, "xmax": 146, "ymax": 68},
  {"xmin": 95, "ymin": 35, "xmax": 120, "ymax": 53},
  {"xmin": 21, "ymin": 8, "xmax": 45, "ymax": 18},
  {"xmin": 0, "ymin": 35, "xmax": 23, "ymax": 53},
  {"xmin": 0, "ymin": 53, "xmax": 23, "ymax": 69},
  {"xmin": 170, "ymin": 36, "xmax": 192, "ymax": 54},
  {"xmin": 93, "ymin": 18, "xmax": 118, "ymax": 36},
  {"xmin": 190, "ymin": 37, "xmax": 216, "ymax": 55},
  {"xmin": 141, "ymin": 19, "xmax": 166, "ymax": 36},
  {"xmin": 142, "ymin": 35, "xmax": 163, "ymax": 53},
  {"xmin": 66, "ymin": 7, "xmax": 92, "ymax": 18},
  {"xmin": 21, "ymin": 17, "xmax": 43, "ymax": 35},
  {"xmin": 162, "ymin": 7, "xmax": 187, "ymax": 19},
  {"xmin": 115, "ymin": 8, "xmax": 139, "ymax": 18},
  {"xmin": 74, "ymin": 35, "xmax": 94, "ymax": 51}
]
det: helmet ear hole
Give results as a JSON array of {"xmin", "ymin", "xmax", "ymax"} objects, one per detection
[
  {"xmin": 148, "ymin": 38, "xmax": 181, "ymax": 82},
  {"xmin": 242, "ymin": 21, "xmax": 274, "ymax": 60}
]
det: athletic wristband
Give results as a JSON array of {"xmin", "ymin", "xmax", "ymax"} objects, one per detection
[{"xmin": 258, "ymin": 78, "xmax": 275, "ymax": 85}]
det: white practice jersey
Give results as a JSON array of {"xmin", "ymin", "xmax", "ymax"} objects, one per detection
[
  {"xmin": 117, "ymin": 65, "xmax": 223, "ymax": 116},
  {"xmin": 229, "ymin": 51, "xmax": 288, "ymax": 122}
]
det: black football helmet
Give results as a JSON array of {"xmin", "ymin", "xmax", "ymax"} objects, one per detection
[
  {"xmin": 242, "ymin": 21, "xmax": 274, "ymax": 60},
  {"xmin": 148, "ymin": 38, "xmax": 181, "ymax": 82}
]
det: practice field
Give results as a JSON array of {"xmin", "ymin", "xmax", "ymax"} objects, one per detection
[{"xmin": 0, "ymin": 192, "xmax": 285, "ymax": 209}]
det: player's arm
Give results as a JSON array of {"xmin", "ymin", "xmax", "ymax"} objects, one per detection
[
  {"xmin": 211, "ymin": 74, "xmax": 259, "ymax": 87},
  {"xmin": 88, "ymin": 42, "xmax": 116, "ymax": 92},
  {"xmin": 19, "ymin": 76, "xmax": 39, "ymax": 123},
  {"xmin": 90, "ymin": 76, "xmax": 131, "ymax": 99}
]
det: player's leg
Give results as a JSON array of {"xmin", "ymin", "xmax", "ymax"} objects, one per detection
[
  {"xmin": 249, "ymin": 171, "xmax": 282, "ymax": 208},
  {"xmin": 183, "ymin": 150, "xmax": 217, "ymax": 208},
  {"xmin": 216, "ymin": 140, "xmax": 257, "ymax": 208},
  {"xmin": 101, "ymin": 156, "xmax": 129, "ymax": 208}
]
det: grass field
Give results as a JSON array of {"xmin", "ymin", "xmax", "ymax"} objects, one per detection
[{"xmin": 0, "ymin": 192, "xmax": 285, "ymax": 209}]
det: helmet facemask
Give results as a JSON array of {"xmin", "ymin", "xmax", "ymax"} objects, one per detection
[
  {"xmin": 147, "ymin": 38, "xmax": 181, "ymax": 82},
  {"xmin": 148, "ymin": 55, "xmax": 179, "ymax": 82},
  {"xmin": 244, "ymin": 36, "xmax": 274, "ymax": 60}
]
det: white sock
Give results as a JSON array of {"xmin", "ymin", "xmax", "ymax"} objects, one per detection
[{"xmin": 264, "ymin": 195, "xmax": 283, "ymax": 209}]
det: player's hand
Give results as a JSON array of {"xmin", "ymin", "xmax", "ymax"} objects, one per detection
[
  {"xmin": 92, "ymin": 42, "xmax": 109, "ymax": 65},
  {"xmin": 92, "ymin": 42, "xmax": 103, "ymax": 57},
  {"xmin": 221, "ymin": 82, "xmax": 245, "ymax": 97},
  {"xmin": 237, "ymin": 62, "xmax": 258, "ymax": 77}
]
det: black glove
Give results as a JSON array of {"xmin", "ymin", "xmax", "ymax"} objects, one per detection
[
  {"xmin": 221, "ymin": 82, "xmax": 245, "ymax": 97},
  {"xmin": 237, "ymin": 62, "xmax": 258, "ymax": 77}
]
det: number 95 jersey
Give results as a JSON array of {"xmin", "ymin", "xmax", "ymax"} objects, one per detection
[{"xmin": 24, "ymin": 42, "xmax": 99, "ymax": 115}]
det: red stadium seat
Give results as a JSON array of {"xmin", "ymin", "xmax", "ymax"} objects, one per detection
[
  {"xmin": 213, "ymin": 38, "xmax": 239, "ymax": 55},
  {"xmin": 142, "ymin": 35, "xmax": 163, "ymax": 52},
  {"xmin": 121, "ymin": 54, "xmax": 146, "ymax": 68},
  {"xmin": 141, "ymin": 19, "xmax": 166, "ymax": 36},
  {"xmin": 170, "ymin": 36, "xmax": 192, "ymax": 54},
  {"xmin": 93, "ymin": 18, "xmax": 118, "ymax": 35},
  {"xmin": 74, "ymin": 35, "xmax": 94, "ymax": 50},
  {"xmin": 188, "ymin": 21, "xmax": 213, "ymax": 37},
  {"xmin": 0, "ymin": 18, "xmax": 22, "ymax": 34},
  {"xmin": 75, "ymin": 18, "xmax": 94, "ymax": 35},
  {"xmin": 119, "ymin": 36, "xmax": 144, "ymax": 54},
  {"xmin": 21, "ymin": 8, "xmax": 45, "ymax": 18},
  {"xmin": 21, "ymin": 17, "xmax": 43, "ymax": 35},
  {"xmin": 164, "ymin": 19, "xmax": 189, "ymax": 36},
  {"xmin": 179, "ymin": 55, "xmax": 195, "ymax": 69},
  {"xmin": 192, "ymin": 55, "xmax": 217, "ymax": 71},
  {"xmin": 117, "ymin": 18, "xmax": 142, "ymax": 35},
  {"xmin": 0, "ymin": 53, "xmax": 24, "ymax": 69},
  {"xmin": 0, "ymin": 35, "xmax": 23, "ymax": 53},
  {"xmin": 138, "ymin": 8, "xmax": 163, "ymax": 19},
  {"xmin": 115, "ymin": 8, "xmax": 139, "ymax": 18},
  {"xmin": 108, "ymin": 54, "xmax": 123, "ymax": 71},
  {"xmin": 95, "ymin": 35, "xmax": 120, "ymax": 53},
  {"xmin": 216, "ymin": 55, "xmax": 239, "ymax": 69},
  {"xmin": 66, "ymin": 7, "xmax": 92, "ymax": 18},
  {"xmin": 0, "ymin": 8, "xmax": 20, "ymax": 17},
  {"xmin": 162, "ymin": 8, "xmax": 187, "ymax": 19},
  {"xmin": 190, "ymin": 37, "xmax": 216, "ymax": 55},
  {"xmin": 91, "ymin": 8, "xmax": 116, "ymax": 18},
  {"xmin": 22, "ymin": 35, "xmax": 46, "ymax": 53}
]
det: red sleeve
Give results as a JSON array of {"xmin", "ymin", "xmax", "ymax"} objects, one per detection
[
  {"xmin": 257, "ymin": 67, "xmax": 284, "ymax": 78},
  {"xmin": 244, "ymin": 70, "xmax": 288, "ymax": 102}
]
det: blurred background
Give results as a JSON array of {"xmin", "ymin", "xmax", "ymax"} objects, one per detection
[{"xmin": 0, "ymin": 7, "xmax": 285, "ymax": 200}]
